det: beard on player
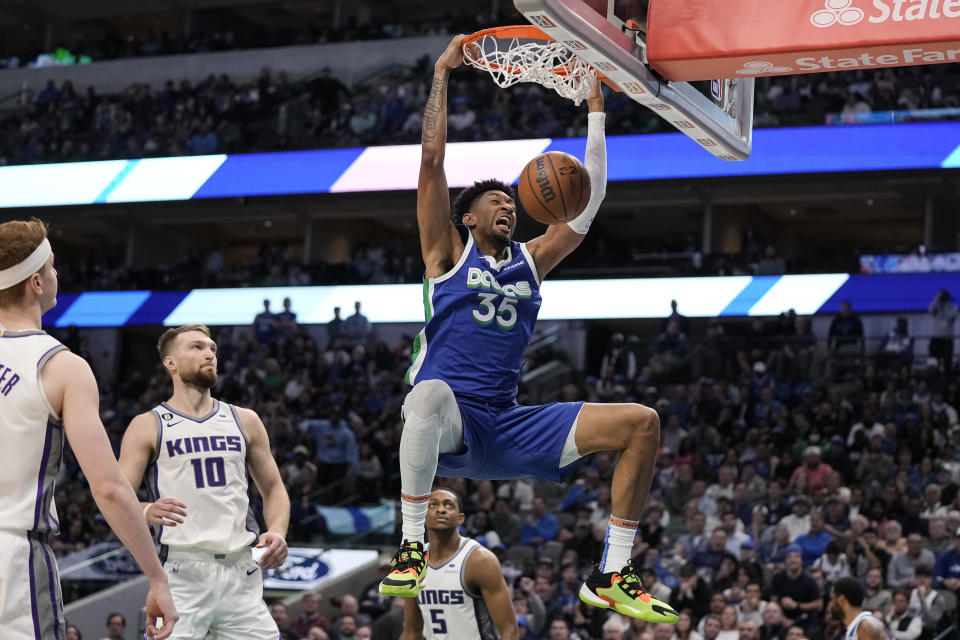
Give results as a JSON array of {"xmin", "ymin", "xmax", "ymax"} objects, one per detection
[
  {"xmin": 481, "ymin": 194, "xmax": 516, "ymax": 246},
  {"xmin": 180, "ymin": 364, "xmax": 217, "ymax": 389},
  {"xmin": 453, "ymin": 181, "xmax": 517, "ymax": 250}
]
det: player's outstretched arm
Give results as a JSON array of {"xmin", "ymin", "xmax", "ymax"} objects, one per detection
[
  {"xmin": 525, "ymin": 77, "xmax": 607, "ymax": 279},
  {"xmin": 239, "ymin": 407, "xmax": 291, "ymax": 570},
  {"xmin": 466, "ymin": 547, "xmax": 520, "ymax": 640},
  {"xmin": 399, "ymin": 597, "xmax": 425, "ymax": 640},
  {"xmin": 418, "ymin": 35, "xmax": 467, "ymax": 279},
  {"xmin": 43, "ymin": 351, "xmax": 178, "ymax": 639},
  {"xmin": 118, "ymin": 412, "xmax": 188, "ymax": 528}
]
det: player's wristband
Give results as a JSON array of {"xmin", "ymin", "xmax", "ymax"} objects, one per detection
[
  {"xmin": 567, "ymin": 113, "xmax": 606, "ymax": 235},
  {"xmin": 143, "ymin": 503, "xmax": 152, "ymax": 520}
]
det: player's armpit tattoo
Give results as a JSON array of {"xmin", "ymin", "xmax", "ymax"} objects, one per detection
[{"xmin": 422, "ymin": 73, "xmax": 446, "ymax": 143}]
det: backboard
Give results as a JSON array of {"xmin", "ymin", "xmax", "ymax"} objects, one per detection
[{"xmin": 513, "ymin": 0, "xmax": 755, "ymax": 160}]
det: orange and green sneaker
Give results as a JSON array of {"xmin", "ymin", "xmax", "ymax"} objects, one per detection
[
  {"xmin": 379, "ymin": 540, "xmax": 429, "ymax": 597},
  {"xmin": 579, "ymin": 564, "xmax": 679, "ymax": 623}
]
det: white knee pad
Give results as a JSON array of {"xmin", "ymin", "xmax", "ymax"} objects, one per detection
[{"xmin": 401, "ymin": 379, "xmax": 464, "ymax": 471}]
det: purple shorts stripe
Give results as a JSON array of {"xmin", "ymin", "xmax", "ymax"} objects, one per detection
[
  {"xmin": 33, "ymin": 422, "xmax": 53, "ymax": 531},
  {"xmin": 28, "ymin": 539, "xmax": 40, "ymax": 639},
  {"xmin": 39, "ymin": 542, "xmax": 62, "ymax": 640},
  {"xmin": 153, "ymin": 462, "xmax": 164, "ymax": 543}
]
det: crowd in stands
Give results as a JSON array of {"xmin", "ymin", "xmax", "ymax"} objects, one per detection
[
  {"xmin": 2, "ymin": 46, "xmax": 959, "ymax": 167},
  {"xmin": 51, "ymin": 228, "xmax": 800, "ymax": 295},
  {"xmin": 54, "ymin": 238, "xmax": 423, "ymax": 293},
  {"xmin": 0, "ymin": 8, "xmax": 508, "ymax": 69},
  {"xmin": 54, "ymin": 289, "xmax": 960, "ymax": 640}
]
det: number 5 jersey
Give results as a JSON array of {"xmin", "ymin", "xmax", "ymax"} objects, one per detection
[
  {"xmin": 147, "ymin": 399, "xmax": 258, "ymax": 552},
  {"xmin": 418, "ymin": 537, "xmax": 497, "ymax": 640}
]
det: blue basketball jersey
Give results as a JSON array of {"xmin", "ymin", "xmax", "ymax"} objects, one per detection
[{"xmin": 406, "ymin": 233, "xmax": 541, "ymax": 401}]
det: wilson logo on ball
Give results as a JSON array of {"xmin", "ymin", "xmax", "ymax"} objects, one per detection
[{"xmin": 534, "ymin": 157, "xmax": 557, "ymax": 202}]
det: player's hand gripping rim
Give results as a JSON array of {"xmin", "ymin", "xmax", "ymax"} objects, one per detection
[{"xmin": 437, "ymin": 34, "xmax": 467, "ymax": 71}]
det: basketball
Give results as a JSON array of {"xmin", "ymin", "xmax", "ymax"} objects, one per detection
[{"xmin": 518, "ymin": 151, "xmax": 591, "ymax": 225}]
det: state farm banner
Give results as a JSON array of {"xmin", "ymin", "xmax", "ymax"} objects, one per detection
[{"xmin": 647, "ymin": 0, "xmax": 960, "ymax": 81}]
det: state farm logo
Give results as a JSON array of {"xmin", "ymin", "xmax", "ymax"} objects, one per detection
[
  {"xmin": 736, "ymin": 61, "xmax": 794, "ymax": 75},
  {"xmin": 562, "ymin": 40, "xmax": 587, "ymax": 50},
  {"xmin": 528, "ymin": 14, "xmax": 556, "ymax": 28},
  {"xmin": 593, "ymin": 60, "xmax": 617, "ymax": 71},
  {"xmin": 811, "ymin": 0, "xmax": 865, "ymax": 27},
  {"xmin": 621, "ymin": 81, "xmax": 646, "ymax": 94},
  {"xmin": 673, "ymin": 120, "xmax": 695, "ymax": 129}
]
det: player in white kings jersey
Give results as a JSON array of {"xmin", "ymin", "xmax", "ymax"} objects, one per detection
[
  {"xmin": 400, "ymin": 488, "xmax": 518, "ymax": 640},
  {"xmin": 0, "ymin": 219, "xmax": 178, "ymax": 640},
  {"xmin": 118, "ymin": 323, "xmax": 290, "ymax": 640}
]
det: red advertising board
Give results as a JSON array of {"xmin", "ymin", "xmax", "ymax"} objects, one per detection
[{"xmin": 647, "ymin": 0, "xmax": 960, "ymax": 81}]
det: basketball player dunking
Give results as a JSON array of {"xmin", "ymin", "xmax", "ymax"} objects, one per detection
[
  {"xmin": 0, "ymin": 219, "xmax": 178, "ymax": 640},
  {"xmin": 380, "ymin": 35, "xmax": 677, "ymax": 624},
  {"xmin": 118, "ymin": 324, "xmax": 291, "ymax": 640},
  {"xmin": 829, "ymin": 577, "xmax": 889, "ymax": 640},
  {"xmin": 400, "ymin": 488, "xmax": 518, "ymax": 640}
]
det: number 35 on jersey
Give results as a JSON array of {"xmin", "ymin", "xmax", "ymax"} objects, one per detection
[{"xmin": 467, "ymin": 267, "xmax": 532, "ymax": 331}]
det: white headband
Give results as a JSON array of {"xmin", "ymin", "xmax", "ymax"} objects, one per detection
[{"xmin": 0, "ymin": 238, "xmax": 51, "ymax": 289}]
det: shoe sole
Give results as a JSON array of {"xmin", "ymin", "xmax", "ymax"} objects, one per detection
[
  {"xmin": 379, "ymin": 571, "xmax": 427, "ymax": 598},
  {"xmin": 379, "ymin": 582, "xmax": 421, "ymax": 597},
  {"xmin": 578, "ymin": 584, "xmax": 679, "ymax": 624}
]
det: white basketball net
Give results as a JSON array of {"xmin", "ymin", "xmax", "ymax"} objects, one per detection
[{"xmin": 463, "ymin": 34, "xmax": 596, "ymax": 105}]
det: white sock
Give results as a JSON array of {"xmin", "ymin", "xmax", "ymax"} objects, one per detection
[
  {"xmin": 397, "ymin": 379, "xmax": 463, "ymax": 547},
  {"xmin": 600, "ymin": 516, "xmax": 639, "ymax": 572},
  {"xmin": 399, "ymin": 409, "xmax": 441, "ymax": 545},
  {"xmin": 400, "ymin": 493, "xmax": 430, "ymax": 545}
]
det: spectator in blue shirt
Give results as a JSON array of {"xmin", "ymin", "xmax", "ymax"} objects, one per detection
[
  {"xmin": 759, "ymin": 523, "xmax": 793, "ymax": 568},
  {"xmin": 794, "ymin": 510, "xmax": 832, "ymax": 567},
  {"xmin": 188, "ymin": 121, "xmax": 219, "ymax": 154},
  {"xmin": 692, "ymin": 529, "xmax": 732, "ymax": 580},
  {"xmin": 253, "ymin": 298, "xmax": 276, "ymax": 343},
  {"xmin": 521, "ymin": 497, "xmax": 558, "ymax": 546},
  {"xmin": 933, "ymin": 527, "xmax": 960, "ymax": 592},
  {"xmin": 275, "ymin": 296, "xmax": 298, "ymax": 337},
  {"xmin": 341, "ymin": 300, "xmax": 371, "ymax": 348},
  {"xmin": 559, "ymin": 468, "xmax": 601, "ymax": 512},
  {"xmin": 300, "ymin": 412, "xmax": 358, "ymax": 486},
  {"xmin": 828, "ymin": 300, "xmax": 864, "ymax": 352}
]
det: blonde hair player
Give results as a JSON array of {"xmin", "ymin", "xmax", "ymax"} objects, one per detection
[
  {"xmin": 118, "ymin": 324, "xmax": 290, "ymax": 640},
  {"xmin": 0, "ymin": 219, "xmax": 178, "ymax": 640}
]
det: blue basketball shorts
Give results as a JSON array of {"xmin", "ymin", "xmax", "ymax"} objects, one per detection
[{"xmin": 436, "ymin": 396, "xmax": 585, "ymax": 483}]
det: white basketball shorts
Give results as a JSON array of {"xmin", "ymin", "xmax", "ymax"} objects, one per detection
[
  {"xmin": 0, "ymin": 529, "xmax": 66, "ymax": 640},
  {"xmin": 162, "ymin": 547, "xmax": 278, "ymax": 640}
]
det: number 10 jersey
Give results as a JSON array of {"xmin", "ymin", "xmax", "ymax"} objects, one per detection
[
  {"xmin": 146, "ymin": 399, "xmax": 258, "ymax": 552},
  {"xmin": 405, "ymin": 234, "xmax": 543, "ymax": 402}
]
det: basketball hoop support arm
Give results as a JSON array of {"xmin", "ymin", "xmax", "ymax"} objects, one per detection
[{"xmin": 514, "ymin": 0, "xmax": 754, "ymax": 160}]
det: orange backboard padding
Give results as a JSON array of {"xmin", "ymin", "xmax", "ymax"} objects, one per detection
[{"xmin": 647, "ymin": 0, "xmax": 960, "ymax": 81}]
